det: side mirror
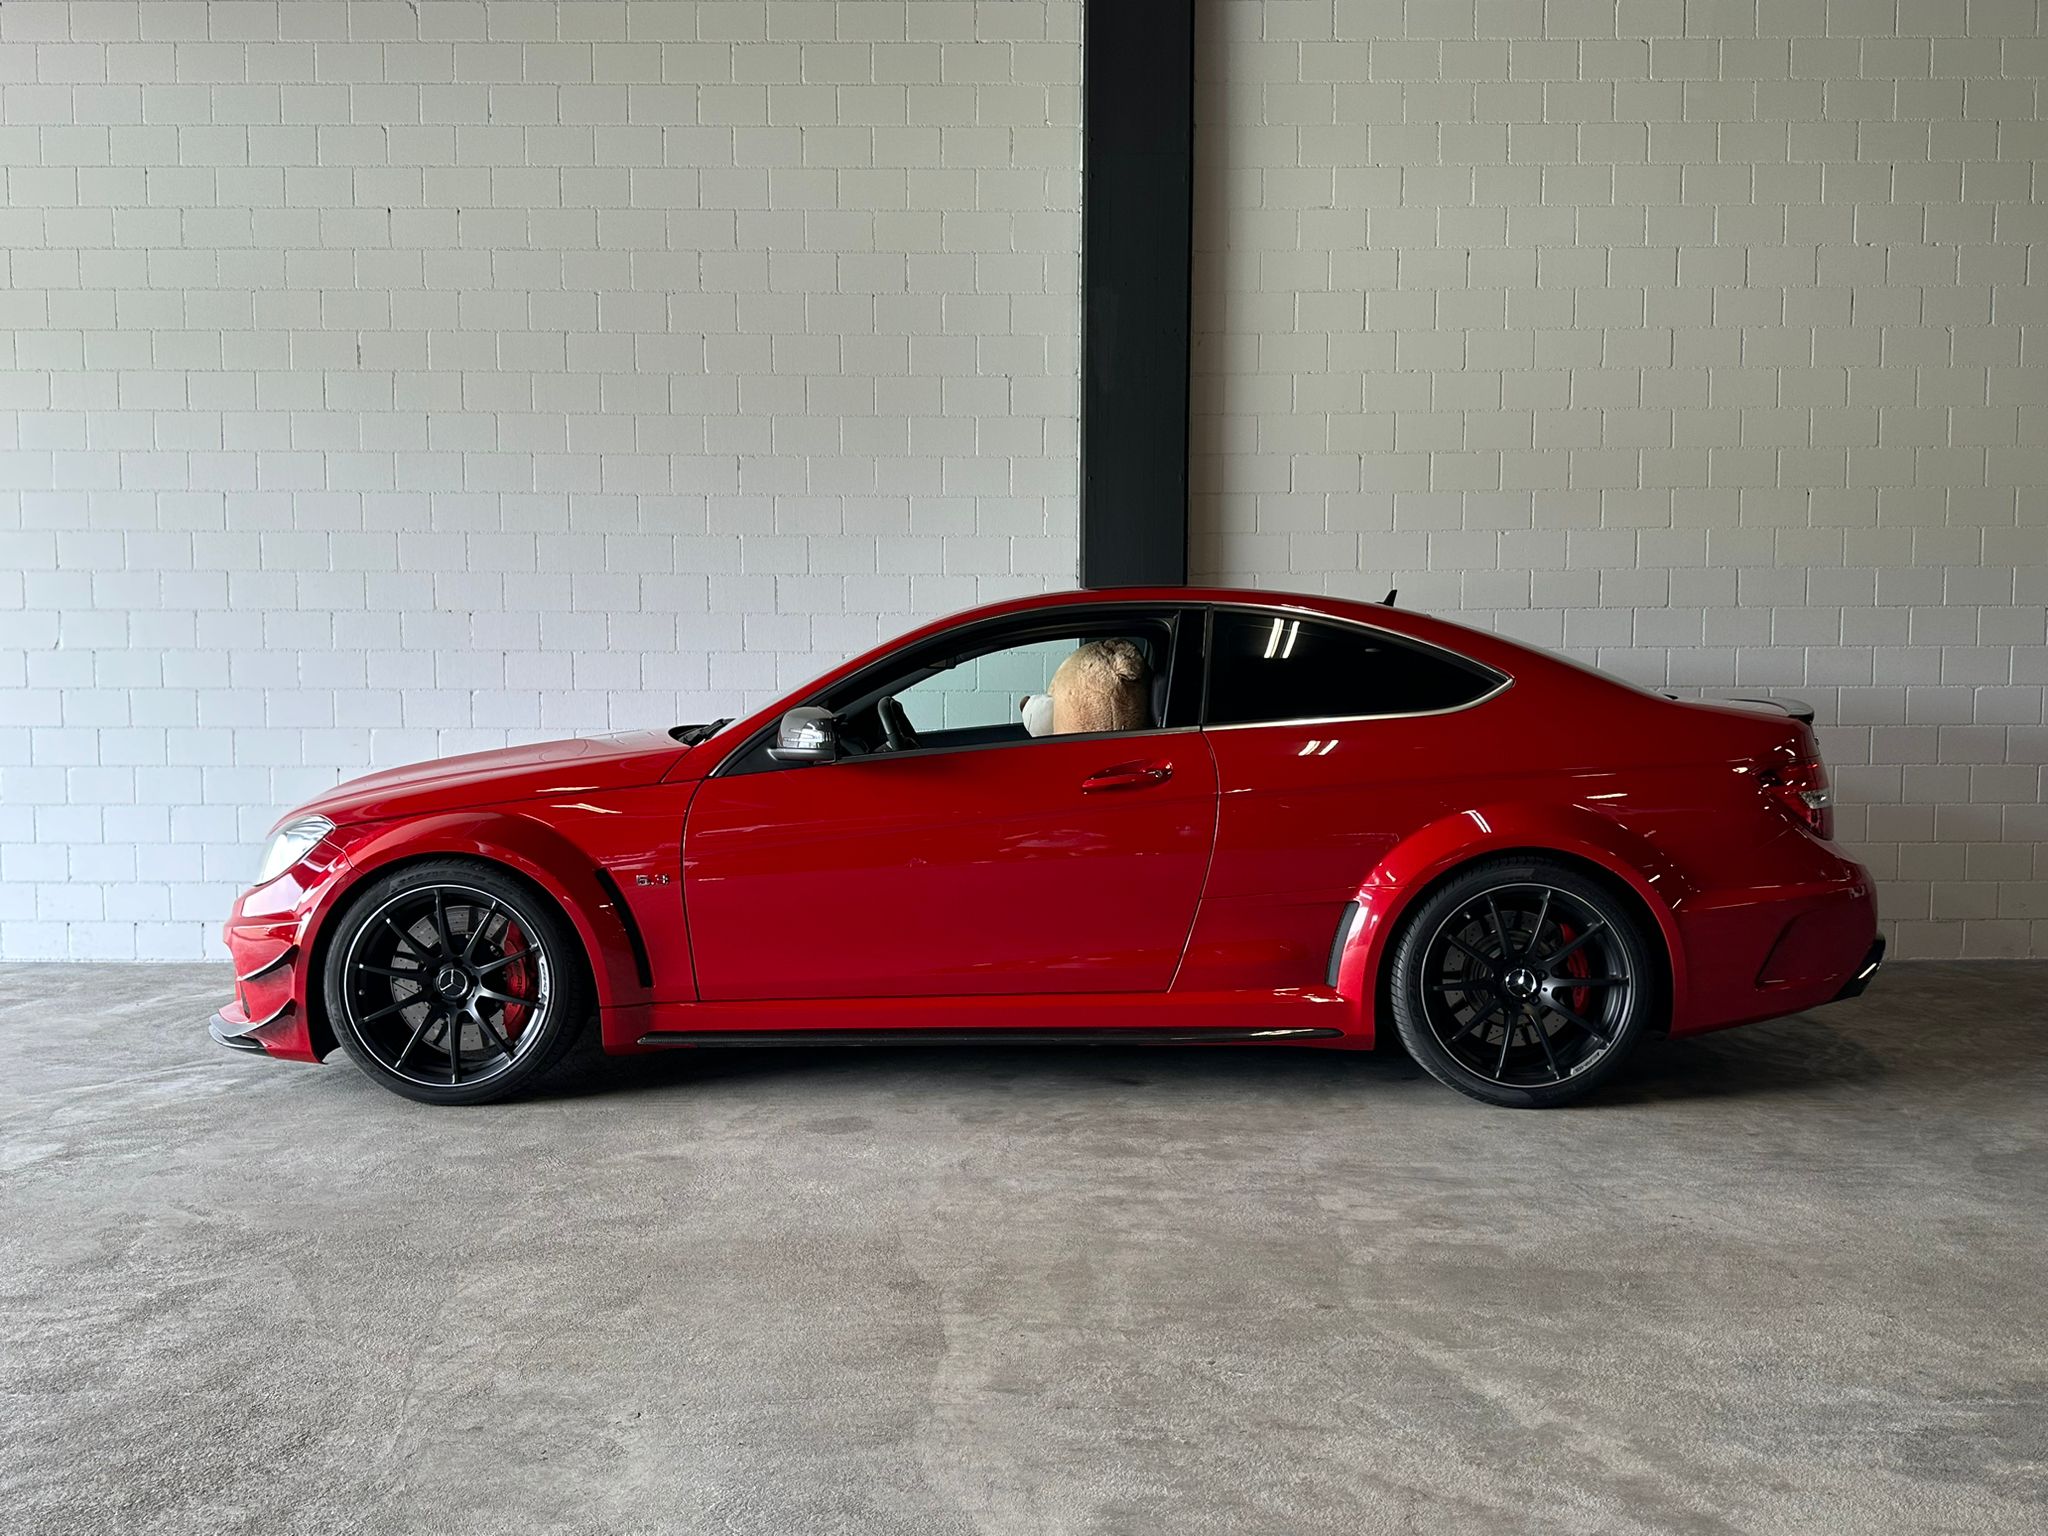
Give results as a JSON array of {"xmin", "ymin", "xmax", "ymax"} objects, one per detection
[{"xmin": 767, "ymin": 706, "xmax": 838, "ymax": 764}]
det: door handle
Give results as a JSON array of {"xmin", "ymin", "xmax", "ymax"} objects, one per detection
[{"xmin": 1081, "ymin": 760, "xmax": 1173, "ymax": 793}]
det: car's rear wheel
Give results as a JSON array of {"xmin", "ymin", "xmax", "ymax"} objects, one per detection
[
  {"xmin": 324, "ymin": 860, "xmax": 590, "ymax": 1106},
  {"xmin": 1387, "ymin": 857, "xmax": 1658, "ymax": 1109}
]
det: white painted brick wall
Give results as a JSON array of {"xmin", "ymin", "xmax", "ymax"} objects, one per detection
[
  {"xmin": 3, "ymin": 1, "xmax": 2043, "ymax": 963},
  {"xmin": 1191, "ymin": 0, "xmax": 2048, "ymax": 959},
  {"xmin": 0, "ymin": 0, "xmax": 1082, "ymax": 959}
]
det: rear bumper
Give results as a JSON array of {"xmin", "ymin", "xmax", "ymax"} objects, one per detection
[
  {"xmin": 1671, "ymin": 855, "xmax": 1880, "ymax": 1037},
  {"xmin": 1831, "ymin": 937, "xmax": 1886, "ymax": 1002}
]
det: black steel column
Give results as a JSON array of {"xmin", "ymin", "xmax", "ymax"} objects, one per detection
[{"xmin": 1078, "ymin": 0, "xmax": 1195, "ymax": 588}]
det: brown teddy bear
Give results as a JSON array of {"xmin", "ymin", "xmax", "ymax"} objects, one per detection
[{"xmin": 1021, "ymin": 638, "xmax": 1150, "ymax": 736}]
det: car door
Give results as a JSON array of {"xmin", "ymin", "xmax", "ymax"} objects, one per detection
[{"xmin": 682, "ymin": 609, "xmax": 1218, "ymax": 1002}]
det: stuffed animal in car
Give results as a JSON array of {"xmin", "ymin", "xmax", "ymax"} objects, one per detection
[{"xmin": 1021, "ymin": 638, "xmax": 1150, "ymax": 736}]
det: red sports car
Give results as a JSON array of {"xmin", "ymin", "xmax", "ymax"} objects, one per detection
[{"xmin": 212, "ymin": 588, "xmax": 1882, "ymax": 1109}]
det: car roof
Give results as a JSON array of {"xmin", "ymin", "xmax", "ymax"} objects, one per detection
[{"xmin": 915, "ymin": 586, "xmax": 1539, "ymax": 676}]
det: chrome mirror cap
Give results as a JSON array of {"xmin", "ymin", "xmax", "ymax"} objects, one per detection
[{"xmin": 767, "ymin": 706, "xmax": 838, "ymax": 764}]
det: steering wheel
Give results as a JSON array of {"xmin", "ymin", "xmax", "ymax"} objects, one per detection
[{"xmin": 876, "ymin": 696, "xmax": 922, "ymax": 753}]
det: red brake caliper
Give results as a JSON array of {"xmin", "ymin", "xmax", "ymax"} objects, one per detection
[
  {"xmin": 497, "ymin": 921, "xmax": 531, "ymax": 1038},
  {"xmin": 1552, "ymin": 920, "xmax": 1593, "ymax": 1014}
]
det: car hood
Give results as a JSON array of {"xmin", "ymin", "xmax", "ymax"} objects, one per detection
[{"xmin": 296, "ymin": 730, "xmax": 692, "ymax": 825}]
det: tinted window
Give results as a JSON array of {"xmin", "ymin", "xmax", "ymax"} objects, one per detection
[
  {"xmin": 1205, "ymin": 611, "xmax": 1499, "ymax": 726},
  {"xmin": 892, "ymin": 636, "xmax": 1081, "ymax": 733}
]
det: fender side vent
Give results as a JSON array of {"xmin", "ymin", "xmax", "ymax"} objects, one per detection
[
  {"xmin": 592, "ymin": 867, "xmax": 654, "ymax": 989},
  {"xmin": 1326, "ymin": 900, "xmax": 1361, "ymax": 988}
]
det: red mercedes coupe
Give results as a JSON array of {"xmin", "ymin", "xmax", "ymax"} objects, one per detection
[{"xmin": 213, "ymin": 588, "xmax": 1882, "ymax": 1109}]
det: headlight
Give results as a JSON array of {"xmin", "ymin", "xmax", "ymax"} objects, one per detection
[{"xmin": 254, "ymin": 815, "xmax": 334, "ymax": 886}]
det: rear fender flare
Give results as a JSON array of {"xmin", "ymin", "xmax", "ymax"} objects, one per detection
[{"xmin": 1332, "ymin": 803, "xmax": 1691, "ymax": 1043}]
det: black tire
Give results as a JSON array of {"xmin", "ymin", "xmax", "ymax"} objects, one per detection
[
  {"xmin": 1386, "ymin": 856, "xmax": 1659, "ymax": 1109},
  {"xmin": 322, "ymin": 858, "xmax": 592, "ymax": 1106}
]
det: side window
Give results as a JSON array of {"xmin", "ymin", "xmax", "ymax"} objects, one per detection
[
  {"xmin": 883, "ymin": 625, "xmax": 1169, "ymax": 748},
  {"xmin": 1205, "ymin": 611, "xmax": 1500, "ymax": 726},
  {"xmin": 725, "ymin": 610, "xmax": 1188, "ymax": 775},
  {"xmin": 893, "ymin": 637, "xmax": 1073, "ymax": 734}
]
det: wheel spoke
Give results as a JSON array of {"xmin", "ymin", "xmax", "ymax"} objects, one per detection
[
  {"xmin": 448, "ymin": 1016, "xmax": 463, "ymax": 1083},
  {"xmin": 475, "ymin": 1012, "xmax": 518, "ymax": 1060},
  {"xmin": 461, "ymin": 899, "xmax": 500, "ymax": 962},
  {"xmin": 1445, "ymin": 933, "xmax": 1495, "ymax": 969},
  {"xmin": 392, "ymin": 1004, "xmax": 442, "ymax": 1068},
  {"xmin": 1447, "ymin": 998, "xmax": 1501, "ymax": 1046},
  {"xmin": 383, "ymin": 916, "xmax": 431, "ymax": 960},
  {"xmin": 1485, "ymin": 895, "xmax": 1511, "ymax": 959},
  {"xmin": 1528, "ymin": 1013, "xmax": 1566, "ymax": 1080},
  {"xmin": 475, "ymin": 984, "xmax": 543, "ymax": 1010},
  {"xmin": 358, "ymin": 962, "xmax": 428, "ymax": 982},
  {"xmin": 1527, "ymin": 889, "xmax": 1552, "ymax": 957},
  {"xmin": 432, "ymin": 890, "xmax": 454, "ymax": 956},
  {"xmin": 472, "ymin": 951, "xmax": 524, "ymax": 977},
  {"xmin": 1542, "ymin": 920, "xmax": 1606, "ymax": 967},
  {"xmin": 1542, "ymin": 997, "xmax": 1611, "ymax": 1044},
  {"xmin": 359, "ymin": 992, "xmax": 427, "ymax": 1025},
  {"xmin": 1494, "ymin": 1016, "xmax": 1516, "ymax": 1076}
]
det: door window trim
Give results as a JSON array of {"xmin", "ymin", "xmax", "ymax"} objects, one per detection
[{"xmin": 1196, "ymin": 602, "xmax": 1513, "ymax": 730}]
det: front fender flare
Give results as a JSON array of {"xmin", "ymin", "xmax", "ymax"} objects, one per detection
[
  {"xmin": 1332, "ymin": 803, "xmax": 1691, "ymax": 1043},
  {"xmin": 313, "ymin": 811, "xmax": 648, "ymax": 1014}
]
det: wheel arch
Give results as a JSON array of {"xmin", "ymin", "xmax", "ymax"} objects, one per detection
[
  {"xmin": 1332, "ymin": 804, "xmax": 1689, "ymax": 1045},
  {"xmin": 305, "ymin": 811, "xmax": 640, "ymax": 1057}
]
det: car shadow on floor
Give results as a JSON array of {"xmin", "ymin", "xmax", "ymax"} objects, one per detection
[
  {"xmin": 531, "ymin": 1032, "xmax": 1422, "ymax": 1102},
  {"xmin": 1604, "ymin": 1015, "xmax": 1892, "ymax": 1103},
  {"xmin": 527, "ymin": 1009, "xmax": 1894, "ymax": 1108}
]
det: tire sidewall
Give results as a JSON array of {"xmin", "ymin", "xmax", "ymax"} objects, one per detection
[
  {"xmin": 1387, "ymin": 858, "xmax": 1658, "ymax": 1109},
  {"xmin": 322, "ymin": 859, "xmax": 587, "ymax": 1106}
]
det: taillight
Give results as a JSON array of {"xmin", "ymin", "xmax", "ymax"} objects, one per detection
[{"xmin": 1757, "ymin": 753, "xmax": 1834, "ymax": 839}]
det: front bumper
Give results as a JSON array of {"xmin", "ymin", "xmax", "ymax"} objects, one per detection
[
  {"xmin": 209, "ymin": 1009, "xmax": 274, "ymax": 1054},
  {"xmin": 212, "ymin": 838, "xmax": 353, "ymax": 1064}
]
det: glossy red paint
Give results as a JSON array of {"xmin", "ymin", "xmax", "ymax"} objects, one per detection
[
  {"xmin": 213, "ymin": 587, "xmax": 1880, "ymax": 1077},
  {"xmin": 683, "ymin": 732, "xmax": 1218, "ymax": 1000},
  {"xmin": 295, "ymin": 729, "xmax": 691, "ymax": 824}
]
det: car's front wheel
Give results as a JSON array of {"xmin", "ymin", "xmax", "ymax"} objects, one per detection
[
  {"xmin": 324, "ymin": 859, "xmax": 590, "ymax": 1105},
  {"xmin": 1387, "ymin": 857, "xmax": 1659, "ymax": 1109}
]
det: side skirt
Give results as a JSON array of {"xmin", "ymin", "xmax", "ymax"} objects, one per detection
[
  {"xmin": 603, "ymin": 986, "xmax": 1366, "ymax": 1055},
  {"xmin": 638, "ymin": 1025, "xmax": 1343, "ymax": 1049}
]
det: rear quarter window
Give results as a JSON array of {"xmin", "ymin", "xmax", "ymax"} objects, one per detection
[{"xmin": 1205, "ymin": 610, "xmax": 1502, "ymax": 726}]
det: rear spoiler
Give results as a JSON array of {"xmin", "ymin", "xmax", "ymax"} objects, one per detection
[{"xmin": 1660, "ymin": 692, "xmax": 1817, "ymax": 726}]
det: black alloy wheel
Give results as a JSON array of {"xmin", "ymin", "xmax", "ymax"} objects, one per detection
[
  {"xmin": 1388, "ymin": 857, "xmax": 1658, "ymax": 1108},
  {"xmin": 325, "ymin": 860, "xmax": 590, "ymax": 1105}
]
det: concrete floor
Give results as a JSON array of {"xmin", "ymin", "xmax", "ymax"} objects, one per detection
[{"xmin": 1, "ymin": 963, "xmax": 2043, "ymax": 1535}]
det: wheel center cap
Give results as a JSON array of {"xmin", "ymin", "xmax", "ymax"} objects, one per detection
[
  {"xmin": 1503, "ymin": 967, "xmax": 1540, "ymax": 1000},
  {"xmin": 434, "ymin": 963, "xmax": 470, "ymax": 999}
]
